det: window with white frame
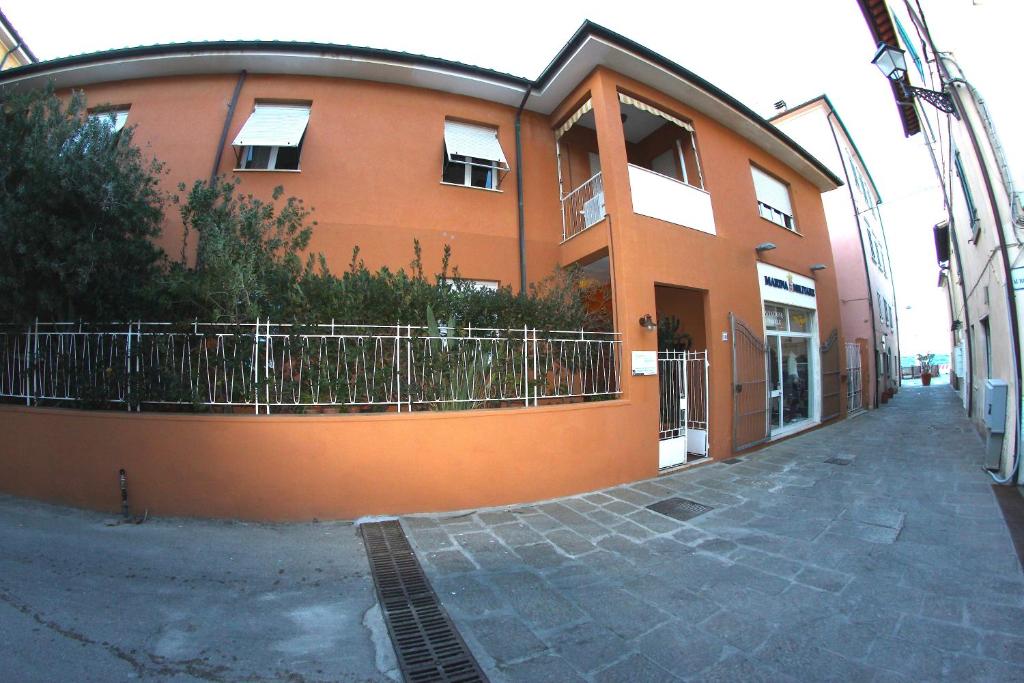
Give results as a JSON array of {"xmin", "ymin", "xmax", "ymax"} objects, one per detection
[
  {"xmin": 88, "ymin": 107, "xmax": 130, "ymax": 133},
  {"xmin": 232, "ymin": 103, "xmax": 311, "ymax": 171},
  {"xmin": 751, "ymin": 166, "xmax": 796, "ymax": 231},
  {"xmin": 447, "ymin": 278, "xmax": 500, "ymax": 292},
  {"xmin": 442, "ymin": 120, "xmax": 509, "ymax": 190},
  {"xmin": 954, "ymin": 149, "xmax": 980, "ymax": 241}
]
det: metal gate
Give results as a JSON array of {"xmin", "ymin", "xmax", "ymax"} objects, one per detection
[
  {"xmin": 685, "ymin": 351, "xmax": 710, "ymax": 461},
  {"xmin": 846, "ymin": 341, "xmax": 864, "ymax": 415},
  {"xmin": 730, "ymin": 313, "xmax": 769, "ymax": 452},
  {"xmin": 820, "ymin": 329, "xmax": 841, "ymax": 421},
  {"xmin": 658, "ymin": 350, "xmax": 710, "ymax": 469}
]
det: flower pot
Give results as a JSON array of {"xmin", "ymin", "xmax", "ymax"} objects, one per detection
[{"xmin": 921, "ymin": 373, "xmax": 932, "ymax": 386}]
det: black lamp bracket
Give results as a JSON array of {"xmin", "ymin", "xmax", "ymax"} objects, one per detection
[{"xmin": 898, "ymin": 81, "xmax": 959, "ymax": 118}]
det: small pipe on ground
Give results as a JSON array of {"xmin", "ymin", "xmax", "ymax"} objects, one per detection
[{"xmin": 119, "ymin": 468, "xmax": 129, "ymax": 519}]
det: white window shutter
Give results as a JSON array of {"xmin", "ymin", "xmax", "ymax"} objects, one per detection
[
  {"xmin": 232, "ymin": 104, "xmax": 311, "ymax": 147},
  {"xmin": 444, "ymin": 120, "xmax": 508, "ymax": 168},
  {"xmin": 751, "ymin": 167, "xmax": 793, "ymax": 216}
]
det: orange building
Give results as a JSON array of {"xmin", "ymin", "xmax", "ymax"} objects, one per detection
[{"xmin": 0, "ymin": 22, "xmax": 847, "ymax": 520}]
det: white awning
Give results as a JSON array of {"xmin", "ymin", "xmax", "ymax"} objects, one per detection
[
  {"xmin": 232, "ymin": 104, "xmax": 310, "ymax": 147},
  {"xmin": 444, "ymin": 120, "xmax": 508, "ymax": 168},
  {"xmin": 554, "ymin": 99, "xmax": 593, "ymax": 140},
  {"xmin": 618, "ymin": 93, "xmax": 693, "ymax": 132},
  {"xmin": 751, "ymin": 166, "xmax": 793, "ymax": 215}
]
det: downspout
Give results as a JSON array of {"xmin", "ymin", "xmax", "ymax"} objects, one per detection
[
  {"xmin": 826, "ymin": 109, "xmax": 880, "ymax": 408},
  {"xmin": 211, "ymin": 70, "xmax": 247, "ymax": 185},
  {"xmin": 514, "ymin": 86, "xmax": 533, "ymax": 294},
  {"xmin": 876, "ymin": 197, "xmax": 902, "ymax": 389},
  {"xmin": 0, "ymin": 41, "xmax": 21, "ymax": 70}
]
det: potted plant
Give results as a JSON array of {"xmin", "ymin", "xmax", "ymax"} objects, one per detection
[{"xmin": 917, "ymin": 353, "xmax": 935, "ymax": 386}]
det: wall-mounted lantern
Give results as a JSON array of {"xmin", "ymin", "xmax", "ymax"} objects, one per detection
[
  {"xmin": 871, "ymin": 43, "xmax": 959, "ymax": 118},
  {"xmin": 755, "ymin": 242, "xmax": 776, "ymax": 254},
  {"xmin": 638, "ymin": 314, "xmax": 657, "ymax": 331},
  {"xmin": 810, "ymin": 264, "xmax": 827, "ymax": 273}
]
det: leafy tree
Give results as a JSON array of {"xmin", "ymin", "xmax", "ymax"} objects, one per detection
[
  {"xmin": 156, "ymin": 177, "xmax": 316, "ymax": 322},
  {"xmin": 0, "ymin": 87, "xmax": 165, "ymax": 321}
]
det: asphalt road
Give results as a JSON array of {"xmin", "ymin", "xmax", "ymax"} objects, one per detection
[{"xmin": 0, "ymin": 498, "xmax": 398, "ymax": 682}]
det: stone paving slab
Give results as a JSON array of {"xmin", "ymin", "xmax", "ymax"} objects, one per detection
[{"xmin": 404, "ymin": 387, "xmax": 1024, "ymax": 681}]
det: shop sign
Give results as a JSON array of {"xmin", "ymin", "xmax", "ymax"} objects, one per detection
[
  {"xmin": 762, "ymin": 274, "xmax": 815, "ymax": 297},
  {"xmin": 757, "ymin": 263, "xmax": 819, "ymax": 309},
  {"xmin": 1011, "ymin": 266, "xmax": 1024, "ymax": 291},
  {"xmin": 631, "ymin": 351, "xmax": 658, "ymax": 376}
]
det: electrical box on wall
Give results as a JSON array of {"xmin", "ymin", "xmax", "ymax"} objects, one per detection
[{"xmin": 984, "ymin": 379, "xmax": 1008, "ymax": 434}]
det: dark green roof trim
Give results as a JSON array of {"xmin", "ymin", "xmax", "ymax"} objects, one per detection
[
  {"xmin": 0, "ymin": 39, "xmax": 530, "ymax": 87},
  {"xmin": 770, "ymin": 94, "xmax": 883, "ymax": 203},
  {"xmin": 0, "ymin": 20, "xmax": 842, "ymax": 188}
]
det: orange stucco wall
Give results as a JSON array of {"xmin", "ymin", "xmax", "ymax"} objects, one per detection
[
  {"xmin": 77, "ymin": 73, "xmax": 564, "ymax": 289},
  {"xmin": 0, "ymin": 401, "xmax": 649, "ymax": 521},
  {"xmin": 0, "ymin": 63, "xmax": 848, "ymax": 519},
  {"xmin": 564, "ymin": 69, "xmax": 844, "ymax": 456}
]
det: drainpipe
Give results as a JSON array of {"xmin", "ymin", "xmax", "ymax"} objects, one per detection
[
  {"xmin": 514, "ymin": 86, "xmax": 533, "ymax": 294},
  {"xmin": 826, "ymin": 110, "xmax": 880, "ymax": 408},
  {"xmin": 211, "ymin": 70, "xmax": 247, "ymax": 186},
  {"xmin": 0, "ymin": 43, "xmax": 19, "ymax": 71}
]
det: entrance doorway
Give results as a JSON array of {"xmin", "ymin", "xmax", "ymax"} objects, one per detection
[
  {"xmin": 764, "ymin": 304, "xmax": 815, "ymax": 434},
  {"xmin": 657, "ymin": 350, "xmax": 709, "ymax": 469},
  {"xmin": 655, "ymin": 285, "xmax": 710, "ymax": 468}
]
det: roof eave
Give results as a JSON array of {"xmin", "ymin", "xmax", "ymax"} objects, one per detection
[{"xmin": 855, "ymin": 0, "xmax": 922, "ymax": 137}]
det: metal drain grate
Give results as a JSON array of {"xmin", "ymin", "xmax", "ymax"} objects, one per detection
[
  {"xmin": 647, "ymin": 497, "xmax": 714, "ymax": 522},
  {"xmin": 360, "ymin": 520, "xmax": 487, "ymax": 683},
  {"xmin": 824, "ymin": 457, "xmax": 853, "ymax": 466}
]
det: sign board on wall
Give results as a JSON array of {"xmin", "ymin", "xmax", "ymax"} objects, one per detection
[
  {"xmin": 631, "ymin": 351, "xmax": 658, "ymax": 376},
  {"xmin": 1011, "ymin": 267, "xmax": 1024, "ymax": 291},
  {"xmin": 756, "ymin": 262, "xmax": 819, "ymax": 309}
]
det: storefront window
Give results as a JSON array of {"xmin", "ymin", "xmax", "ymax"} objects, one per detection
[
  {"xmin": 765, "ymin": 305, "xmax": 786, "ymax": 331},
  {"xmin": 788, "ymin": 309, "xmax": 811, "ymax": 333},
  {"xmin": 780, "ymin": 336, "xmax": 810, "ymax": 425},
  {"xmin": 763, "ymin": 302, "xmax": 816, "ymax": 434}
]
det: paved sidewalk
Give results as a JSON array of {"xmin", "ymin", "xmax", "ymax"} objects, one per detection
[{"xmin": 405, "ymin": 386, "xmax": 1024, "ymax": 682}]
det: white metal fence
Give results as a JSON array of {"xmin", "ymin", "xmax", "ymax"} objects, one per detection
[
  {"xmin": 561, "ymin": 172, "xmax": 605, "ymax": 242},
  {"xmin": 846, "ymin": 341, "xmax": 863, "ymax": 415},
  {"xmin": 0, "ymin": 321, "xmax": 622, "ymax": 413}
]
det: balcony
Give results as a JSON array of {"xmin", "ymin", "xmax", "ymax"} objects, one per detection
[
  {"xmin": 561, "ymin": 172, "xmax": 606, "ymax": 242},
  {"xmin": 628, "ymin": 164, "xmax": 716, "ymax": 235},
  {"xmin": 555, "ymin": 92, "xmax": 716, "ymax": 243}
]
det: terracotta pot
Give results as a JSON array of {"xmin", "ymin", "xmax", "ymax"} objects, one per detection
[{"xmin": 921, "ymin": 373, "xmax": 932, "ymax": 386}]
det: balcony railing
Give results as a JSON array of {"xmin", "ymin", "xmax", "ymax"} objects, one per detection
[
  {"xmin": 0, "ymin": 321, "xmax": 621, "ymax": 413},
  {"xmin": 561, "ymin": 172, "xmax": 605, "ymax": 242}
]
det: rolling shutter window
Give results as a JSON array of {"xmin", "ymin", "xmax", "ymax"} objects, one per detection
[
  {"xmin": 444, "ymin": 120, "xmax": 508, "ymax": 169},
  {"xmin": 232, "ymin": 104, "xmax": 311, "ymax": 148},
  {"xmin": 751, "ymin": 167, "xmax": 794, "ymax": 216}
]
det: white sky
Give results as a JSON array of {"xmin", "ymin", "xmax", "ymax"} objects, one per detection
[{"xmin": 6, "ymin": 0, "xmax": 1021, "ymax": 358}]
